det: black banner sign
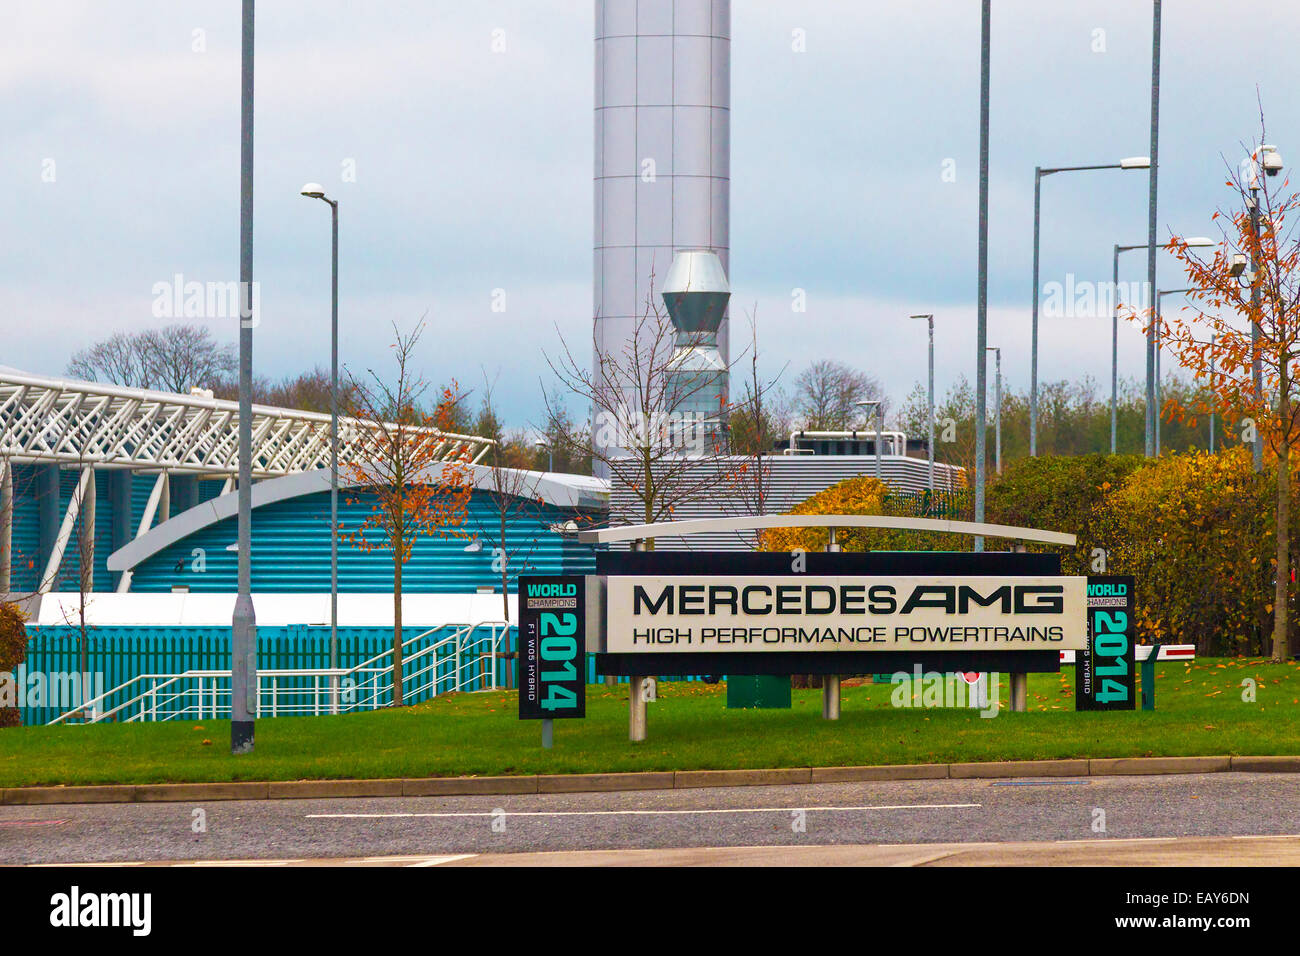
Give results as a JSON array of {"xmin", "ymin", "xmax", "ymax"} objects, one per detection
[
  {"xmin": 1076, "ymin": 575, "xmax": 1136, "ymax": 711},
  {"xmin": 518, "ymin": 575, "xmax": 586, "ymax": 720}
]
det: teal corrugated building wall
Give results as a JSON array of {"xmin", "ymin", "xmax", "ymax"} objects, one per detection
[{"xmin": 127, "ymin": 488, "xmax": 596, "ymax": 593}]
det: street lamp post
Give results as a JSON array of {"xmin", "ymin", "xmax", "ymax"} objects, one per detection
[
  {"xmin": 856, "ymin": 401, "xmax": 883, "ymax": 484},
  {"xmin": 1209, "ymin": 334, "xmax": 1218, "ymax": 453},
  {"xmin": 231, "ymin": 0, "xmax": 257, "ymax": 756},
  {"xmin": 1145, "ymin": 0, "xmax": 1163, "ymax": 458},
  {"xmin": 1154, "ymin": 287, "xmax": 1197, "ymax": 456},
  {"xmin": 1112, "ymin": 238, "xmax": 1213, "ymax": 454},
  {"xmin": 910, "ymin": 314, "xmax": 935, "ymax": 492},
  {"xmin": 1031, "ymin": 157, "xmax": 1150, "ymax": 456},
  {"xmin": 975, "ymin": 0, "xmax": 990, "ymax": 554},
  {"xmin": 987, "ymin": 347, "xmax": 1002, "ymax": 474},
  {"xmin": 535, "ymin": 439, "xmax": 553, "ymax": 473},
  {"xmin": 300, "ymin": 183, "xmax": 340, "ymax": 713}
]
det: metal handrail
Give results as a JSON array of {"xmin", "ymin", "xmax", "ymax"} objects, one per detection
[{"xmin": 47, "ymin": 620, "xmax": 512, "ymax": 724}]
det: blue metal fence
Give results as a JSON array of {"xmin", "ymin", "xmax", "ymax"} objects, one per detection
[
  {"xmin": 18, "ymin": 626, "xmax": 707, "ymax": 724},
  {"xmin": 20, "ymin": 625, "xmax": 521, "ymax": 724}
]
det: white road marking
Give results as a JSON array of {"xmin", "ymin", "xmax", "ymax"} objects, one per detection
[
  {"xmin": 307, "ymin": 803, "xmax": 982, "ymax": 820},
  {"xmin": 172, "ymin": 859, "xmax": 303, "ymax": 866},
  {"xmin": 877, "ymin": 841, "xmax": 1001, "ymax": 849},
  {"xmin": 1053, "ymin": 837, "xmax": 1178, "ymax": 845},
  {"xmin": 406, "ymin": 854, "xmax": 477, "ymax": 867},
  {"xmin": 892, "ymin": 851, "xmax": 959, "ymax": 866},
  {"xmin": 1230, "ymin": 833, "xmax": 1300, "ymax": 840}
]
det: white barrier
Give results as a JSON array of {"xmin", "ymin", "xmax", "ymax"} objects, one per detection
[{"xmin": 1059, "ymin": 644, "xmax": 1195, "ymax": 665}]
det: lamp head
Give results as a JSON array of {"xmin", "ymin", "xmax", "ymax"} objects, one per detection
[
  {"xmin": 1120, "ymin": 156, "xmax": 1152, "ymax": 170},
  {"xmin": 1262, "ymin": 145, "xmax": 1283, "ymax": 177},
  {"xmin": 300, "ymin": 182, "xmax": 326, "ymax": 199}
]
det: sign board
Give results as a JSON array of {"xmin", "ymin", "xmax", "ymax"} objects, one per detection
[
  {"xmin": 518, "ymin": 576, "xmax": 585, "ymax": 720},
  {"xmin": 1075, "ymin": 575, "xmax": 1136, "ymax": 711},
  {"xmin": 604, "ymin": 575, "xmax": 1088, "ymax": 654}
]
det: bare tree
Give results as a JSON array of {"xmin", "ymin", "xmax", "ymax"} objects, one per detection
[
  {"xmin": 137, "ymin": 325, "xmax": 237, "ymax": 394},
  {"xmin": 721, "ymin": 309, "xmax": 791, "ymax": 541},
  {"xmin": 67, "ymin": 324, "xmax": 236, "ymax": 394},
  {"xmin": 792, "ymin": 359, "xmax": 886, "ymax": 430},
  {"xmin": 545, "ymin": 272, "xmax": 740, "ymax": 541},
  {"xmin": 340, "ymin": 323, "xmax": 475, "ymax": 706},
  {"xmin": 67, "ymin": 333, "xmax": 150, "ymax": 388}
]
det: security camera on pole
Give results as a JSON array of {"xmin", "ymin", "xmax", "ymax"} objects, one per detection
[{"xmin": 1245, "ymin": 143, "xmax": 1285, "ymax": 472}]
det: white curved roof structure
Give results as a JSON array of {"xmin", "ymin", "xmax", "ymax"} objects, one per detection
[
  {"xmin": 106, "ymin": 463, "xmax": 609, "ymax": 574},
  {"xmin": 0, "ymin": 366, "xmax": 493, "ymax": 478}
]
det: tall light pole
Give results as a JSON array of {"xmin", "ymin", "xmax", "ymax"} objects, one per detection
[
  {"xmin": 1245, "ymin": 143, "xmax": 1284, "ymax": 472},
  {"xmin": 1144, "ymin": 0, "xmax": 1162, "ymax": 458},
  {"xmin": 856, "ymin": 401, "xmax": 883, "ymax": 484},
  {"xmin": 910, "ymin": 314, "xmax": 935, "ymax": 492},
  {"xmin": 1154, "ymin": 287, "xmax": 1197, "ymax": 455},
  {"xmin": 987, "ymin": 347, "xmax": 1002, "ymax": 474},
  {"xmin": 975, "ymin": 0, "xmax": 990, "ymax": 554},
  {"xmin": 300, "ymin": 183, "xmax": 339, "ymax": 712},
  {"xmin": 231, "ymin": 0, "xmax": 256, "ymax": 755},
  {"xmin": 1031, "ymin": 157, "xmax": 1149, "ymax": 456},
  {"xmin": 535, "ymin": 438, "xmax": 553, "ymax": 473},
  {"xmin": 1209, "ymin": 333, "xmax": 1217, "ymax": 452},
  {"xmin": 1113, "ymin": 238, "xmax": 1213, "ymax": 453}
]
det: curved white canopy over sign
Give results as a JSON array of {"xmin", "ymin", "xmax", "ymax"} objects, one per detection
[{"xmin": 578, "ymin": 514, "xmax": 1076, "ymax": 548}]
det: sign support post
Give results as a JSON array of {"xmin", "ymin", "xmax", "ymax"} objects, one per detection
[
  {"xmin": 1009, "ymin": 673, "xmax": 1027, "ymax": 712},
  {"xmin": 1007, "ymin": 544, "xmax": 1029, "ymax": 712},
  {"xmin": 822, "ymin": 527, "xmax": 842, "ymax": 720},
  {"xmin": 629, "ymin": 676, "xmax": 647, "ymax": 742},
  {"xmin": 1141, "ymin": 643, "xmax": 1161, "ymax": 711},
  {"xmin": 542, "ymin": 718, "xmax": 553, "ymax": 748}
]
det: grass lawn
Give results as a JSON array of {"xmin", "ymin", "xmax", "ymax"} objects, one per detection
[{"xmin": 2, "ymin": 658, "xmax": 1298, "ymax": 788}]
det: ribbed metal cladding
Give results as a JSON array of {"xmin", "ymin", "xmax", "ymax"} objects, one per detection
[
  {"xmin": 2, "ymin": 466, "xmax": 235, "ymax": 594},
  {"xmin": 127, "ymin": 490, "xmax": 599, "ymax": 594},
  {"xmin": 7, "ymin": 465, "xmax": 41, "ymax": 593},
  {"xmin": 607, "ymin": 456, "xmax": 966, "ymax": 550},
  {"xmin": 595, "ymin": 0, "xmax": 731, "ymax": 476}
]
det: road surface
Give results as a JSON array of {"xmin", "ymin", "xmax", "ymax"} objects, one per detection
[{"xmin": 4, "ymin": 772, "xmax": 1299, "ymax": 866}]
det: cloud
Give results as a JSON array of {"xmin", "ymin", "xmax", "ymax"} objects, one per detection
[{"xmin": 2, "ymin": 0, "xmax": 1298, "ymax": 429}]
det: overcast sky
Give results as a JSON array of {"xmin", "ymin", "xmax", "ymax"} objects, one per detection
[{"xmin": 3, "ymin": 1, "xmax": 1297, "ymax": 431}]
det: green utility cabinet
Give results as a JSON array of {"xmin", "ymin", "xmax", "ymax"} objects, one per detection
[{"xmin": 726, "ymin": 675, "xmax": 792, "ymax": 709}]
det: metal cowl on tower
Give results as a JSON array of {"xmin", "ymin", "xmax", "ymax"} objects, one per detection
[{"xmin": 662, "ymin": 249, "xmax": 729, "ymax": 450}]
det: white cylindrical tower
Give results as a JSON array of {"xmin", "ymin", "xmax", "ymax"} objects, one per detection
[{"xmin": 594, "ymin": 0, "xmax": 730, "ymax": 472}]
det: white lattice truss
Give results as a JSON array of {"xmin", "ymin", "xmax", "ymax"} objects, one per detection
[{"xmin": 0, "ymin": 368, "xmax": 493, "ymax": 478}]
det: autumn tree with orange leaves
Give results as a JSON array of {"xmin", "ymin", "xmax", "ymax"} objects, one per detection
[
  {"xmin": 342, "ymin": 323, "xmax": 480, "ymax": 705},
  {"xmin": 1153, "ymin": 124, "xmax": 1298, "ymax": 662}
]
